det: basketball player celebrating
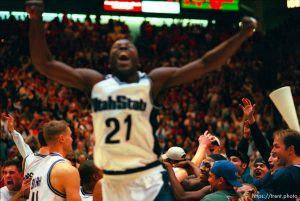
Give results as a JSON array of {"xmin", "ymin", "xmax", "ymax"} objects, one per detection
[
  {"xmin": 6, "ymin": 114, "xmax": 49, "ymax": 182},
  {"xmin": 27, "ymin": 120, "xmax": 81, "ymax": 201},
  {"xmin": 26, "ymin": 1, "xmax": 257, "ymax": 200}
]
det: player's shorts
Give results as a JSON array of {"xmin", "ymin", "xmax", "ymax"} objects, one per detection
[{"xmin": 101, "ymin": 165, "xmax": 174, "ymax": 201}]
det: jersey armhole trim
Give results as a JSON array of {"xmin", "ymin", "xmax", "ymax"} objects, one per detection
[
  {"xmin": 148, "ymin": 75, "xmax": 163, "ymax": 110},
  {"xmin": 47, "ymin": 159, "xmax": 67, "ymax": 198}
]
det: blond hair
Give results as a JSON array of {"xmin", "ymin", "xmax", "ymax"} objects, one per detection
[{"xmin": 43, "ymin": 120, "xmax": 69, "ymax": 145}]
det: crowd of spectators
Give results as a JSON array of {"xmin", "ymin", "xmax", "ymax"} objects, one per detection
[{"xmin": 1, "ymin": 14, "xmax": 299, "ymax": 169}]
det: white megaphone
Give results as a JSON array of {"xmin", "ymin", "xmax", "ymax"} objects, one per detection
[{"xmin": 269, "ymin": 86, "xmax": 300, "ymax": 132}]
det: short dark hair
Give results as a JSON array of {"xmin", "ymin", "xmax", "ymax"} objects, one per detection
[
  {"xmin": 226, "ymin": 149, "xmax": 250, "ymax": 166},
  {"xmin": 208, "ymin": 154, "xmax": 227, "ymax": 161},
  {"xmin": 78, "ymin": 160, "xmax": 100, "ymax": 185},
  {"xmin": 3, "ymin": 159, "xmax": 22, "ymax": 172},
  {"xmin": 274, "ymin": 129, "xmax": 300, "ymax": 156}
]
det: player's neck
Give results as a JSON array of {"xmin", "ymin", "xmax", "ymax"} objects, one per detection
[
  {"xmin": 48, "ymin": 146, "xmax": 65, "ymax": 158},
  {"xmin": 115, "ymin": 71, "xmax": 139, "ymax": 83}
]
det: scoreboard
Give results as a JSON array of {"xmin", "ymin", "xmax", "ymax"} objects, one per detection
[
  {"xmin": 182, "ymin": 0, "xmax": 239, "ymax": 11},
  {"xmin": 104, "ymin": 0, "xmax": 142, "ymax": 12},
  {"xmin": 103, "ymin": 0, "xmax": 237, "ymax": 14}
]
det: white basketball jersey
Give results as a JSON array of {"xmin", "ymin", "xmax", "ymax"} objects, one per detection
[
  {"xmin": 79, "ymin": 187, "xmax": 93, "ymax": 201},
  {"xmin": 23, "ymin": 153, "xmax": 47, "ymax": 180},
  {"xmin": 91, "ymin": 72, "xmax": 161, "ymax": 173},
  {"xmin": 27, "ymin": 153, "xmax": 66, "ymax": 201}
]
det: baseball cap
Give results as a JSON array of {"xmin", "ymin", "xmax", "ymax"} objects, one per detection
[
  {"xmin": 161, "ymin": 146, "xmax": 187, "ymax": 161},
  {"xmin": 226, "ymin": 149, "xmax": 249, "ymax": 165},
  {"xmin": 211, "ymin": 160, "xmax": 242, "ymax": 187},
  {"xmin": 254, "ymin": 157, "xmax": 266, "ymax": 165}
]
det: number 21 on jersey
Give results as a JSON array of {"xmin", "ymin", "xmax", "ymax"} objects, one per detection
[{"xmin": 105, "ymin": 115, "xmax": 132, "ymax": 144}]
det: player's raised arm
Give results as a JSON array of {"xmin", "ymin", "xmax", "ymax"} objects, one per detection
[
  {"xmin": 149, "ymin": 17, "xmax": 257, "ymax": 95},
  {"xmin": 6, "ymin": 114, "xmax": 33, "ymax": 158},
  {"xmin": 26, "ymin": 0, "xmax": 104, "ymax": 91}
]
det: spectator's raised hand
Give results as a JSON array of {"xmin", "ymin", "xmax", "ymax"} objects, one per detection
[
  {"xmin": 243, "ymin": 121, "xmax": 251, "ymax": 139},
  {"xmin": 239, "ymin": 16, "xmax": 258, "ymax": 38},
  {"xmin": 25, "ymin": 0, "xmax": 44, "ymax": 20},
  {"xmin": 198, "ymin": 130, "xmax": 215, "ymax": 147},
  {"xmin": 239, "ymin": 98, "xmax": 256, "ymax": 124}
]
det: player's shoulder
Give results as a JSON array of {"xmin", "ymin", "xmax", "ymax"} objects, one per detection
[{"xmin": 52, "ymin": 160, "xmax": 78, "ymax": 174}]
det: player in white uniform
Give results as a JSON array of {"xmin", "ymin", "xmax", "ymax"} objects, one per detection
[
  {"xmin": 27, "ymin": 120, "xmax": 81, "ymax": 201},
  {"xmin": 26, "ymin": 1, "xmax": 257, "ymax": 200},
  {"xmin": 27, "ymin": 153, "xmax": 66, "ymax": 201},
  {"xmin": 6, "ymin": 114, "xmax": 49, "ymax": 181}
]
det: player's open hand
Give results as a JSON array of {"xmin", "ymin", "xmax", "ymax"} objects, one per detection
[
  {"xmin": 5, "ymin": 114, "xmax": 15, "ymax": 133},
  {"xmin": 239, "ymin": 16, "xmax": 257, "ymax": 38},
  {"xmin": 25, "ymin": 0, "xmax": 44, "ymax": 20}
]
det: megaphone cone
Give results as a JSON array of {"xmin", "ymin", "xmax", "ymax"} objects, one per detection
[{"xmin": 269, "ymin": 86, "xmax": 300, "ymax": 132}]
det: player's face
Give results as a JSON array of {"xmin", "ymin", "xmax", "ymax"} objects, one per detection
[
  {"xmin": 63, "ymin": 127, "xmax": 73, "ymax": 154},
  {"xmin": 109, "ymin": 39, "xmax": 139, "ymax": 77},
  {"xmin": 3, "ymin": 166, "xmax": 23, "ymax": 191}
]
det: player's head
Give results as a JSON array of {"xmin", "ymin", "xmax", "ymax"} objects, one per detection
[
  {"xmin": 78, "ymin": 160, "xmax": 102, "ymax": 188},
  {"xmin": 109, "ymin": 39, "xmax": 140, "ymax": 78},
  {"xmin": 43, "ymin": 120, "xmax": 73, "ymax": 156},
  {"xmin": 272, "ymin": 129, "xmax": 300, "ymax": 166},
  {"xmin": 2, "ymin": 159, "xmax": 23, "ymax": 191}
]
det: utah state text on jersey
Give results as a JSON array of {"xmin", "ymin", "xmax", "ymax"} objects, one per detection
[{"xmin": 92, "ymin": 96, "xmax": 146, "ymax": 111}]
